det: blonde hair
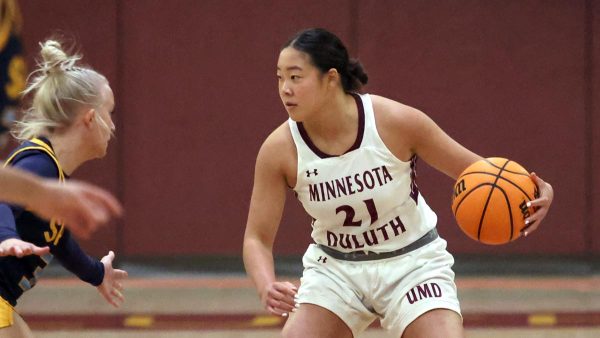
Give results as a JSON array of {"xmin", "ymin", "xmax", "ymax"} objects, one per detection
[{"xmin": 12, "ymin": 39, "xmax": 108, "ymax": 141}]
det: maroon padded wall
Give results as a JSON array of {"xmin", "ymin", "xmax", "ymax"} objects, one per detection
[
  {"xmin": 591, "ymin": 0, "xmax": 599, "ymax": 254},
  {"xmin": 357, "ymin": 1, "xmax": 587, "ymax": 255},
  {"xmin": 17, "ymin": 0, "xmax": 598, "ymax": 257},
  {"xmin": 115, "ymin": 1, "xmax": 353, "ymax": 255}
]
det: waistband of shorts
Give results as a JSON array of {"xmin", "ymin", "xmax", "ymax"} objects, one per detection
[{"xmin": 316, "ymin": 228, "xmax": 439, "ymax": 261}]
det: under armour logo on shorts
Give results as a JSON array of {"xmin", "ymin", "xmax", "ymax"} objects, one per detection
[
  {"xmin": 317, "ymin": 256, "xmax": 327, "ymax": 263},
  {"xmin": 306, "ymin": 169, "xmax": 318, "ymax": 177}
]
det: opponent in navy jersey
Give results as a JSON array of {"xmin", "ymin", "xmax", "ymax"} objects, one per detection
[
  {"xmin": 0, "ymin": 166, "xmax": 122, "ymax": 244},
  {"xmin": 0, "ymin": 138, "xmax": 106, "ymax": 306},
  {"xmin": 0, "ymin": 39, "xmax": 126, "ymax": 336},
  {"xmin": 0, "ymin": 0, "xmax": 121, "ymax": 240},
  {"xmin": 243, "ymin": 28, "xmax": 554, "ymax": 338}
]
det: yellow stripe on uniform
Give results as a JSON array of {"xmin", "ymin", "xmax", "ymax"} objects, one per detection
[
  {"xmin": 4, "ymin": 138, "xmax": 67, "ymax": 244},
  {"xmin": 4, "ymin": 138, "xmax": 65, "ymax": 182},
  {"xmin": 0, "ymin": 297, "xmax": 14, "ymax": 329}
]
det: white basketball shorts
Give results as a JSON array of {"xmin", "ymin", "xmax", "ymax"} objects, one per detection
[{"xmin": 295, "ymin": 237, "xmax": 461, "ymax": 337}]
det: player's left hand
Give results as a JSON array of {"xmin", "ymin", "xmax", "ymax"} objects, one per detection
[
  {"xmin": 0, "ymin": 238, "xmax": 50, "ymax": 257},
  {"xmin": 522, "ymin": 172, "xmax": 554, "ymax": 237},
  {"xmin": 97, "ymin": 250, "xmax": 128, "ymax": 307}
]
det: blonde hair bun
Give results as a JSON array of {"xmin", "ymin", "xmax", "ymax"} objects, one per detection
[
  {"xmin": 39, "ymin": 40, "xmax": 80, "ymax": 75},
  {"xmin": 12, "ymin": 38, "xmax": 107, "ymax": 141}
]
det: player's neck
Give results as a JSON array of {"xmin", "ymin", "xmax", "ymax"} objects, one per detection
[
  {"xmin": 303, "ymin": 92, "xmax": 357, "ymax": 141},
  {"xmin": 46, "ymin": 133, "xmax": 90, "ymax": 175}
]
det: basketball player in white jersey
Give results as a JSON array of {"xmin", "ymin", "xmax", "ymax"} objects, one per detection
[{"xmin": 243, "ymin": 28, "xmax": 554, "ymax": 338}]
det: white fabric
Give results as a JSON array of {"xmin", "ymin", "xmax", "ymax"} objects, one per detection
[
  {"xmin": 289, "ymin": 93, "xmax": 438, "ymax": 253},
  {"xmin": 296, "ymin": 237, "xmax": 461, "ymax": 337}
]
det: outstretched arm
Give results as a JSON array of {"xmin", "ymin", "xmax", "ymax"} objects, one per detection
[
  {"xmin": 0, "ymin": 238, "xmax": 50, "ymax": 257},
  {"xmin": 53, "ymin": 230, "xmax": 105, "ymax": 285},
  {"xmin": 28, "ymin": 179, "xmax": 123, "ymax": 239},
  {"xmin": 0, "ymin": 166, "xmax": 122, "ymax": 239},
  {"xmin": 0, "ymin": 203, "xmax": 50, "ymax": 256},
  {"xmin": 50, "ymin": 226, "xmax": 127, "ymax": 307}
]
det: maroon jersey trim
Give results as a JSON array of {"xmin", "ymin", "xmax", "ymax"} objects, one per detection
[{"xmin": 297, "ymin": 93, "xmax": 365, "ymax": 159}]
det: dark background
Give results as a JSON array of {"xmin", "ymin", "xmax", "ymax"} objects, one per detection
[{"xmin": 12, "ymin": 0, "xmax": 599, "ymax": 263}]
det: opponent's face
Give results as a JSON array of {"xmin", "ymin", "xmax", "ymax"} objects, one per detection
[
  {"xmin": 91, "ymin": 84, "xmax": 115, "ymax": 158},
  {"xmin": 277, "ymin": 47, "xmax": 328, "ymax": 121}
]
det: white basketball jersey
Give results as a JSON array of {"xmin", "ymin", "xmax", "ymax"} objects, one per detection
[{"xmin": 289, "ymin": 93, "xmax": 437, "ymax": 253}]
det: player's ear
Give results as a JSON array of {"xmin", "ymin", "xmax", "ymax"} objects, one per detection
[
  {"xmin": 326, "ymin": 68, "xmax": 340, "ymax": 88},
  {"xmin": 82, "ymin": 108, "xmax": 96, "ymax": 128}
]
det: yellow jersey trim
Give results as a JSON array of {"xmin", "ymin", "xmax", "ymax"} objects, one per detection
[
  {"xmin": 0, "ymin": 296, "xmax": 14, "ymax": 328},
  {"xmin": 4, "ymin": 138, "xmax": 65, "ymax": 182},
  {"xmin": 4, "ymin": 138, "xmax": 66, "ymax": 245}
]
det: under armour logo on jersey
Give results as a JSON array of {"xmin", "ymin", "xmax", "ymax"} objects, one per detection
[
  {"xmin": 317, "ymin": 256, "xmax": 327, "ymax": 263},
  {"xmin": 306, "ymin": 169, "xmax": 318, "ymax": 177}
]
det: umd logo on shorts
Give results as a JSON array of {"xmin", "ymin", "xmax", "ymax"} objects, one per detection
[{"xmin": 406, "ymin": 282, "xmax": 442, "ymax": 304}]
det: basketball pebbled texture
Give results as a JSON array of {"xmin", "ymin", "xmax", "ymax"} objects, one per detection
[{"xmin": 452, "ymin": 158, "xmax": 539, "ymax": 245}]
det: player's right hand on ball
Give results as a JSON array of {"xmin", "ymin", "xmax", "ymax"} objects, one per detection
[
  {"xmin": 261, "ymin": 281, "xmax": 297, "ymax": 317},
  {"xmin": 522, "ymin": 172, "xmax": 554, "ymax": 236}
]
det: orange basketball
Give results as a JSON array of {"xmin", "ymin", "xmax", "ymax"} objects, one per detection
[{"xmin": 451, "ymin": 158, "xmax": 539, "ymax": 245}]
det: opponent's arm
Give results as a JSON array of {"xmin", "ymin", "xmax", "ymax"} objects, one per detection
[
  {"xmin": 53, "ymin": 229, "xmax": 104, "ymax": 285},
  {"xmin": 27, "ymin": 179, "xmax": 122, "ymax": 240},
  {"xmin": 0, "ymin": 204, "xmax": 49, "ymax": 256},
  {"xmin": 53, "ymin": 231, "xmax": 127, "ymax": 307},
  {"xmin": 0, "ymin": 166, "xmax": 122, "ymax": 239},
  {"xmin": 0, "ymin": 166, "xmax": 46, "ymax": 205},
  {"xmin": 97, "ymin": 250, "xmax": 128, "ymax": 308},
  {"xmin": 0, "ymin": 157, "xmax": 62, "ymax": 257},
  {"xmin": 243, "ymin": 130, "xmax": 297, "ymax": 316}
]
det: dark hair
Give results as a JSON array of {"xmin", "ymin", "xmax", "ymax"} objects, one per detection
[{"xmin": 282, "ymin": 28, "xmax": 368, "ymax": 92}]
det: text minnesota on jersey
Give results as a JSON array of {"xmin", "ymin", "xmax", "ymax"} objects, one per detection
[{"xmin": 306, "ymin": 164, "xmax": 421, "ymax": 251}]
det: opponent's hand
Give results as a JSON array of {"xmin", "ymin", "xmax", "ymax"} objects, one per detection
[
  {"xmin": 261, "ymin": 281, "xmax": 298, "ymax": 317},
  {"xmin": 97, "ymin": 251, "xmax": 128, "ymax": 307},
  {"xmin": 522, "ymin": 172, "xmax": 554, "ymax": 237},
  {"xmin": 0, "ymin": 238, "xmax": 50, "ymax": 257},
  {"xmin": 30, "ymin": 180, "xmax": 123, "ymax": 240}
]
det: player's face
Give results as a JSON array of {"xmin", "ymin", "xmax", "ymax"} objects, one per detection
[
  {"xmin": 277, "ymin": 47, "xmax": 328, "ymax": 121},
  {"xmin": 91, "ymin": 84, "xmax": 115, "ymax": 158}
]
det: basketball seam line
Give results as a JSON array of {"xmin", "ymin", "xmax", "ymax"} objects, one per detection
[
  {"xmin": 477, "ymin": 160, "xmax": 512, "ymax": 242},
  {"xmin": 459, "ymin": 170, "xmax": 529, "ymax": 179},
  {"xmin": 459, "ymin": 172, "xmax": 536, "ymax": 202}
]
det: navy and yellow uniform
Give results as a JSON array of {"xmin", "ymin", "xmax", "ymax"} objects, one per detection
[{"xmin": 0, "ymin": 137, "xmax": 104, "ymax": 310}]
